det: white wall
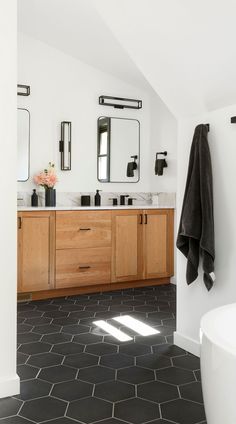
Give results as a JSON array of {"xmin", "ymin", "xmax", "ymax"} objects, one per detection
[
  {"xmin": 0, "ymin": 0, "xmax": 19, "ymax": 398},
  {"xmin": 175, "ymin": 104, "xmax": 236, "ymax": 356},
  {"xmin": 17, "ymin": 33, "xmax": 152, "ymax": 193},
  {"xmin": 17, "ymin": 33, "xmax": 177, "ymax": 195}
]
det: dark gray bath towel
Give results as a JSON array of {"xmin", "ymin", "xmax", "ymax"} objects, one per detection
[{"xmin": 176, "ymin": 124, "xmax": 215, "ymax": 290}]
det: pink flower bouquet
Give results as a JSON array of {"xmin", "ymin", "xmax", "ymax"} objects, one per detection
[{"xmin": 34, "ymin": 162, "xmax": 58, "ymax": 189}]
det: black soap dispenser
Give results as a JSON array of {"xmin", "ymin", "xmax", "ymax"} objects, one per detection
[
  {"xmin": 31, "ymin": 189, "xmax": 38, "ymax": 207},
  {"xmin": 95, "ymin": 190, "xmax": 102, "ymax": 206}
]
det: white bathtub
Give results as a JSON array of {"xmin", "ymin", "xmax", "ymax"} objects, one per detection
[{"xmin": 200, "ymin": 303, "xmax": 236, "ymax": 424}]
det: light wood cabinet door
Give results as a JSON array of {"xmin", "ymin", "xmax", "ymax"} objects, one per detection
[
  {"xmin": 143, "ymin": 209, "xmax": 174, "ymax": 279},
  {"xmin": 18, "ymin": 212, "xmax": 55, "ymax": 292},
  {"xmin": 111, "ymin": 210, "xmax": 143, "ymax": 282}
]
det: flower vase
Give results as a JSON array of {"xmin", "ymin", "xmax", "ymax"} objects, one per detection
[{"xmin": 45, "ymin": 188, "xmax": 56, "ymax": 207}]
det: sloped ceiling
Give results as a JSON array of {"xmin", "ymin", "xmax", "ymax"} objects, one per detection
[
  {"xmin": 93, "ymin": 0, "xmax": 236, "ymax": 118},
  {"xmin": 18, "ymin": 0, "xmax": 151, "ymax": 90}
]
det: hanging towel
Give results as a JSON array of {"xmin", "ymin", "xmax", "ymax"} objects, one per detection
[
  {"xmin": 155, "ymin": 158, "xmax": 167, "ymax": 175},
  {"xmin": 176, "ymin": 124, "xmax": 215, "ymax": 290}
]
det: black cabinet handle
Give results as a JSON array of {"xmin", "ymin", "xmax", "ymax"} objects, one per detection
[
  {"xmin": 18, "ymin": 217, "xmax": 22, "ymax": 229},
  {"xmin": 79, "ymin": 228, "xmax": 91, "ymax": 231},
  {"xmin": 139, "ymin": 214, "xmax": 143, "ymax": 225},
  {"xmin": 144, "ymin": 214, "xmax": 148, "ymax": 224},
  {"xmin": 79, "ymin": 266, "xmax": 91, "ymax": 270}
]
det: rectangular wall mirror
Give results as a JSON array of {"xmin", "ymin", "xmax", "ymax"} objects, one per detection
[
  {"xmin": 97, "ymin": 116, "xmax": 140, "ymax": 183},
  {"xmin": 17, "ymin": 108, "xmax": 30, "ymax": 181}
]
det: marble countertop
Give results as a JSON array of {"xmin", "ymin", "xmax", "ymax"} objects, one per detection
[{"xmin": 17, "ymin": 205, "xmax": 175, "ymax": 212}]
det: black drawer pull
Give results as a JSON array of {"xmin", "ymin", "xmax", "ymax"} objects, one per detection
[
  {"xmin": 79, "ymin": 228, "xmax": 91, "ymax": 231},
  {"xmin": 139, "ymin": 214, "xmax": 143, "ymax": 225},
  {"xmin": 144, "ymin": 214, "xmax": 148, "ymax": 224},
  {"xmin": 79, "ymin": 266, "xmax": 91, "ymax": 269}
]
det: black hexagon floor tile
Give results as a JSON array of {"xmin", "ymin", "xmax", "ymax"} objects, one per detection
[
  {"xmin": 33, "ymin": 324, "xmax": 61, "ymax": 335},
  {"xmin": 17, "ymin": 324, "xmax": 33, "ymax": 333},
  {"xmin": 67, "ymin": 396, "xmax": 112, "ymax": 423},
  {"xmin": 42, "ymin": 332, "xmax": 72, "ymax": 344},
  {"xmin": 51, "ymin": 379, "xmax": 93, "ymax": 401},
  {"xmin": 17, "ymin": 332, "xmax": 41, "ymax": 344},
  {"xmin": 136, "ymin": 353, "xmax": 171, "ymax": 370},
  {"xmin": 17, "ymin": 378, "xmax": 52, "ymax": 400},
  {"xmin": 40, "ymin": 418, "xmax": 79, "ymax": 424},
  {"xmin": 64, "ymin": 352, "xmax": 99, "ymax": 368},
  {"xmin": 137, "ymin": 380, "xmax": 178, "ymax": 403},
  {"xmin": 161, "ymin": 398, "xmax": 206, "ymax": 424},
  {"xmin": 135, "ymin": 334, "xmax": 166, "ymax": 346},
  {"xmin": 179, "ymin": 381, "xmax": 204, "ymax": 404},
  {"xmin": 172, "ymin": 354, "xmax": 200, "ymax": 371},
  {"xmin": 52, "ymin": 342, "xmax": 84, "ymax": 355},
  {"xmin": 95, "ymin": 380, "xmax": 135, "ymax": 402},
  {"xmin": 114, "ymin": 397, "xmax": 160, "ymax": 423},
  {"xmin": 17, "ymin": 364, "xmax": 39, "ymax": 381},
  {"xmin": 118, "ymin": 366, "xmax": 155, "ymax": 384},
  {"xmin": 73, "ymin": 332, "xmax": 103, "ymax": 345},
  {"xmin": 153, "ymin": 344, "xmax": 187, "ymax": 357},
  {"xmin": 156, "ymin": 366, "xmax": 195, "ymax": 385},
  {"xmin": 78, "ymin": 365, "xmax": 115, "ymax": 383},
  {"xmin": 62, "ymin": 324, "xmax": 90, "ymax": 334},
  {"xmin": 18, "ymin": 341, "xmax": 51, "ymax": 355},
  {"xmin": 85, "ymin": 342, "xmax": 117, "ymax": 356},
  {"xmin": 100, "ymin": 353, "xmax": 134, "ymax": 369},
  {"xmin": 119, "ymin": 343, "xmax": 151, "ymax": 357},
  {"xmin": 0, "ymin": 398, "xmax": 22, "ymax": 419},
  {"xmin": 39, "ymin": 365, "xmax": 77, "ymax": 383},
  {"xmin": 28, "ymin": 352, "xmax": 63, "ymax": 368},
  {"xmin": 20, "ymin": 396, "xmax": 67, "ymax": 422}
]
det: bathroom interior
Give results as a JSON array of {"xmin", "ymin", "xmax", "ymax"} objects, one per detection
[{"xmin": 1, "ymin": 0, "xmax": 236, "ymax": 423}]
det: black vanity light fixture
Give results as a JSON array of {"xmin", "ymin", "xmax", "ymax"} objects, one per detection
[
  {"xmin": 99, "ymin": 95, "xmax": 142, "ymax": 110},
  {"xmin": 155, "ymin": 151, "xmax": 168, "ymax": 176},
  {"xmin": 231, "ymin": 116, "xmax": 236, "ymax": 123},
  {"xmin": 59, "ymin": 121, "xmax": 71, "ymax": 171},
  {"xmin": 17, "ymin": 84, "xmax": 30, "ymax": 96}
]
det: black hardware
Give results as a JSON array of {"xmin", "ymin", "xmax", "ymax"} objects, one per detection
[
  {"xmin": 18, "ymin": 217, "xmax": 22, "ymax": 229},
  {"xmin": 99, "ymin": 95, "xmax": 142, "ymax": 110},
  {"xmin": 144, "ymin": 214, "xmax": 148, "ymax": 225},
  {"xmin": 120, "ymin": 195, "xmax": 129, "ymax": 205},
  {"xmin": 206, "ymin": 123, "xmax": 210, "ymax": 131},
  {"xmin": 79, "ymin": 266, "xmax": 91, "ymax": 270},
  {"xmin": 59, "ymin": 121, "xmax": 71, "ymax": 171},
  {"xmin": 79, "ymin": 228, "xmax": 91, "ymax": 231},
  {"xmin": 17, "ymin": 84, "xmax": 30, "ymax": 96},
  {"xmin": 156, "ymin": 151, "xmax": 167, "ymax": 159},
  {"xmin": 231, "ymin": 117, "xmax": 236, "ymax": 123},
  {"xmin": 140, "ymin": 214, "xmax": 143, "ymax": 225},
  {"xmin": 128, "ymin": 198, "xmax": 136, "ymax": 206},
  {"xmin": 109, "ymin": 198, "xmax": 118, "ymax": 206}
]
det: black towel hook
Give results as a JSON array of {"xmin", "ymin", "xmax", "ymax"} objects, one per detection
[{"xmin": 156, "ymin": 151, "xmax": 167, "ymax": 160}]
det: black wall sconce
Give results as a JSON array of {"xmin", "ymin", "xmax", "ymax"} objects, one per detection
[
  {"xmin": 155, "ymin": 151, "xmax": 168, "ymax": 176},
  {"xmin": 59, "ymin": 121, "xmax": 71, "ymax": 170},
  {"xmin": 231, "ymin": 116, "xmax": 236, "ymax": 123},
  {"xmin": 99, "ymin": 95, "xmax": 142, "ymax": 110},
  {"xmin": 17, "ymin": 84, "xmax": 30, "ymax": 96}
]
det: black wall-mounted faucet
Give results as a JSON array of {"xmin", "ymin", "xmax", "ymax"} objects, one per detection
[{"xmin": 120, "ymin": 195, "xmax": 129, "ymax": 205}]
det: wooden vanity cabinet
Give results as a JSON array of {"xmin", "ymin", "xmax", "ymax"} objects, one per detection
[
  {"xmin": 112, "ymin": 209, "xmax": 174, "ymax": 283},
  {"xmin": 17, "ymin": 211, "xmax": 55, "ymax": 292}
]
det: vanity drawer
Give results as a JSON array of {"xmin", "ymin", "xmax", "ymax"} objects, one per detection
[
  {"xmin": 56, "ymin": 247, "xmax": 111, "ymax": 288},
  {"xmin": 56, "ymin": 211, "xmax": 112, "ymax": 249}
]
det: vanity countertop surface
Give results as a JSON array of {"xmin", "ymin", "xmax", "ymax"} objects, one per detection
[{"xmin": 18, "ymin": 205, "xmax": 175, "ymax": 212}]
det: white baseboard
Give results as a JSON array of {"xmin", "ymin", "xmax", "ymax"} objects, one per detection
[
  {"xmin": 0, "ymin": 374, "xmax": 20, "ymax": 398},
  {"xmin": 174, "ymin": 331, "xmax": 200, "ymax": 357}
]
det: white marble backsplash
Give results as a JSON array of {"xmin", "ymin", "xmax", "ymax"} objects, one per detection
[{"xmin": 17, "ymin": 191, "xmax": 176, "ymax": 208}]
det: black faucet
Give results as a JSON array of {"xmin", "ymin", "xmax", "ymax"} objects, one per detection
[{"xmin": 120, "ymin": 195, "xmax": 129, "ymax": 205}]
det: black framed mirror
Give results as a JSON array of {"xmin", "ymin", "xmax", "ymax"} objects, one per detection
[{"xmin": 97, "ymin": 116, "xmax": 140, "ymax": 183}]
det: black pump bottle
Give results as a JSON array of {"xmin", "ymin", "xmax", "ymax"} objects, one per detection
[{"xmin": 95, "ymin": 190, "xmax": 101, "ymax": 206}]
